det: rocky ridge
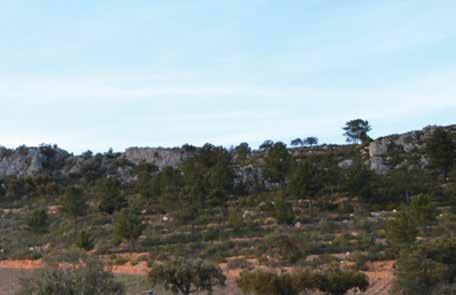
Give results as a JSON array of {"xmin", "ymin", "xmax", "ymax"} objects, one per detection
[{"xmin": 0, "ymin": 124, "xmax": 454, "ymax": 179}]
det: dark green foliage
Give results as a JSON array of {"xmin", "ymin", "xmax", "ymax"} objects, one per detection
[
  {"xmin": 394, "ymin": 240, "xmax": 456, "ymax": 295},
  {"xmin": 449, "ymin": 169, "xmax": 456, "ymax": 211},
  {"xmin": 18, "ymin": 258, "xmax": 125, "ymax": 295},
  {"xmin": 180, "ymin": 144, "xmax": 234, "ymax": 209},
  {"xmin": 61, "ymin": 186, "xmax": 87, "ymax": 218},
  {"xmin": 113, "ymin": 207, "xmax": 144, "ymax": 249},
  {"xmin": 342, "ymin": 119, "xmax": 372, "ymax": 144},
  {"xmin": 384, "ymin": 167, "xmax": 428, "ymax": 202},
  {"xmin": 288, "ymin": 160, "xmax": 323, "ymax": 198},
  {"xmin": 426, "ymin": 127, "xmax": 455, "ymax": 179},
  {"xmin": 238, "ymin": 270, "xmax": 368, "ymax": 295},
  {"xmin": 290, "ymin": 138, "xmax": 303, "ymax": 147},
  {"xmin": 264, "ymin": 142, "xmax": 293, "ymax": 184},
  {"xmin": 155, "ymin": 166, "xmax": 185, "ymax": 208},
  {"xmin": 408, "ymin": 194, "xmax": 437, "ymax": 226},
  {"xmin": 288, "ymin": 160, "xmax": 324, "ymax": 216},
  {"xmin": 273, "ymin": 195, "xmax": 295, "ymax": 225},
  {"xmin": 386, "ymin": 205, "xmax": 418, "ymax": 247},
  {"xmin": 149, "ymin": 258, "xmax": 226, "ymax": 295},
  {"xmin": 27, "ymin": 209, "xmax": 49, "ymax": 234},
  {"xmin": 259, "ymin": 140, "xmax": 274, "ymax": 151},
  {"xmin": 261, "ymin": 234, "xmax": 303, "ymax": 265},
  {"xmin": 75, "ymin": 230, "xmax": 95, "ymax": 251},
  {"xmin": 319, "ymin": 270, "xmax": 369, "ymax": 295},
  {"xmin": 135, "ymin": 163, "xmax": 159, "ymax": 199},
  {"xmin": 237, "ymin": 271, "xmax": 297, "ymax": 295},
  {"xmin": 344, "ymin": 158, "xmax": 376, "ymax": 201},
  {"xmin": 97, "ymin": 178, "xmax": 127, "ymax": 215},
  {"xmin": 304, "ymin": 137, "xmax": 318, "ymax": 147},
  {"xmin": 234, "ymin": 142, "xmax": 251, "ymax": 162}
]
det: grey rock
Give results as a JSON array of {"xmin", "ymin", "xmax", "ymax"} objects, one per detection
[
  {"xmin": 123, "ymin": 147, "xmax": 193, "ymax": 170},
  {"xmin": 338, "ymin": 159, "xmax": 354, "ymax": 169}
]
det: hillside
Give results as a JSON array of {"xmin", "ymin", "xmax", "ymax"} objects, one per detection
[{"xmin": 0, "ymin": 124, "xmax": 456, "ymax": 295}]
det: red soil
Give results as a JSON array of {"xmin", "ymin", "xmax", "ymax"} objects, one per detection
[{"xmin": 0, "ymin": 259, "xmax": 151, "ymax": 276}]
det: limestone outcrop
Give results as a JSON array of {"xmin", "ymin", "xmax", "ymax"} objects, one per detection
[{"xmin": 368, "ymin": 124, "xmax": 456, "ymax": 174}]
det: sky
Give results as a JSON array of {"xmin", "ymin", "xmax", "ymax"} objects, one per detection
[{"xmin": 1, "ymin": 0, "xmax": 456, "ymax": 154}]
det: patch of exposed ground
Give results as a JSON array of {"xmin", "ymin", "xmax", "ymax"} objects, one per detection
[{"xmin": 363, "ymin": 261, "xmax": 395, "ymax": 295}]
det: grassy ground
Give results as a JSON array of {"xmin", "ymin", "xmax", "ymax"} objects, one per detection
[{"xmin": 0, "ymin": 269, "xmax": 30, "ymax": 295}]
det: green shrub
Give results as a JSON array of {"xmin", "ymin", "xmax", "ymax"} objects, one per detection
[
  {"xmin": 237, "ymin": 271, "xmax": 298, "ymax": 295},
  {"xmin": 18, "ymin": 258, "xmax": 125, "ymax": 295},
  {"xmin": 149, "ymin": 258, "xmax": 226, "ymax": 295},
  {"xmin": 75, "ymin": 230, "xmax": 95, "ymax": 251},
  {"xmin": 27, "ymin": 209, "xmax": 49, "ymax": 234}
]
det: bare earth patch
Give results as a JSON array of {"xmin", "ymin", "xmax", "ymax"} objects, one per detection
[{"xmin": 363, "ymin": 260, "xmax": 395, "ymax": 295}]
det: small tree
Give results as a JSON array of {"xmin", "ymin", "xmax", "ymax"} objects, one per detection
[
  {"xmin": 408, "ymin": 194, "xmax": 437, "ymax": 226},
  {"xmin": 288, "ymin": 161, "xmax": 323, "ymax": 217},
  {"xmin": 27, "ymin": 209, "xmax": 49, "ymax": 234},
  {"xmin": 290, "ymin": 138, "xmax": 303, "ymax": 147},
  {"xmin": 394, "ymin": 245, "xmax": 448, "ymax": 295},
  {"xmin": 61, "ymin": 186, "xmax": 87, "ymax": 219},
  {"xmin": 304, "ymin": 136, "xmax": 318, "ymax": 147},
  {"xmin": 136, "ymin": 163, "xmax": 159, "ymax": 200},
  {"xmin": 273, "ymin": 195, "xmax": 295, "ymax": 225},
  {"xmin": 97, "ymin": 178, "xmax": 127, "ymax": 215},
  {"xmin": 261, "ymin": 234, "xmax": 303, "ymax": 265},
  {"xmin": 386, "ymin": 206, "xmax": 418, "ymax": 247},
  {"xmin": 264, "ymin": 142, "xmax": 293, "ymax": 184},
  {"xmin": 113, "ymin": 207, "xmax": 144, "ymax": 250},
  {"xmin": 259, "ymin": 140, "xmax": 274, "ymax": 151},
  {"xmin": 149, "ymin": 258, "xmax": 226, "ymax": 295},
  {"xmin": 234, "ymin": 142, "xmax": 252, "ymax": 162},
  {"xmin": 343, "ymin": 119, "xmax": 372, "ymax": 144},
  {"xmin": 76, "ymin": 230, "xmax": 95, "ymax": 251},
  {"xmin": 426, "ymin": 127, "xmax": 455, "ymax": 179},
  {"xmin": 344, "ymin": 158, "xmax": 375, "ymax": 201}
]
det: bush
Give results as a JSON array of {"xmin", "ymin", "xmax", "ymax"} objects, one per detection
[
  {"xmin": 320, "ymin": 269, "xmax": 369, "ymax": 295},
  {"xmin": 386, "ymin": 206, "xmax": 418, "ymax": 248},
  {"xmin": 238, "ymin": 269, "xmax": 368, "ymax": 295},
  {"xmin": 27, "ymin": 209, "xmax": 49, "ymax": 234},
  {"xmin": 18, "ymin": 258, "xmax": 125, "ymax": 295},
  {"xmin": 394, "ymin": 239, "xmax": 456, "ymax": 295},
  {"xmin": 149, "ymin": 258, "xmax": 226, "ymax": 295},
  {"xmin": 61, "ymin": 186, "xmax": 87, "ymax": 219},
  {"xmin": 237, "ymin": 271, "xmax": 297, "ymax": 295},
  {"xmin": 75, "ymin": 230, "xmax": 95, "ymax": 251},
  {"xmin": 408, "ymin": 194, "xmax": 437, "ymax": 226}
]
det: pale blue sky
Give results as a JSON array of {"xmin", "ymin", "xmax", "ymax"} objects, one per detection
[{"xmin": 1, "ymin": 0, "xmax": 456, "ymax": 153}]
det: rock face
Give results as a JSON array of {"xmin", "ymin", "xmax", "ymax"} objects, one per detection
[
  {"xmin": 0, "ymin": 145, "xmax": 69, "ymax": 177},
  {"xmin": 123, "ymin": 147, "xmax": 194, "ymax": 170},
  {"xmin": 0, "ymin": 124, "xmax": 454, "ymax": 179},
  {"xmin": 368, "ymin": 124, "xmax": 456, "ymax": 174},
  {"xmin": 0, "ymin": 146, "xmax": 193, "ymax": 178}
]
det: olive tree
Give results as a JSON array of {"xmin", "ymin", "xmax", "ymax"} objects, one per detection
[{"xmin": 149, "ymin": 258, "xmax": 226, "ymax": 295}]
